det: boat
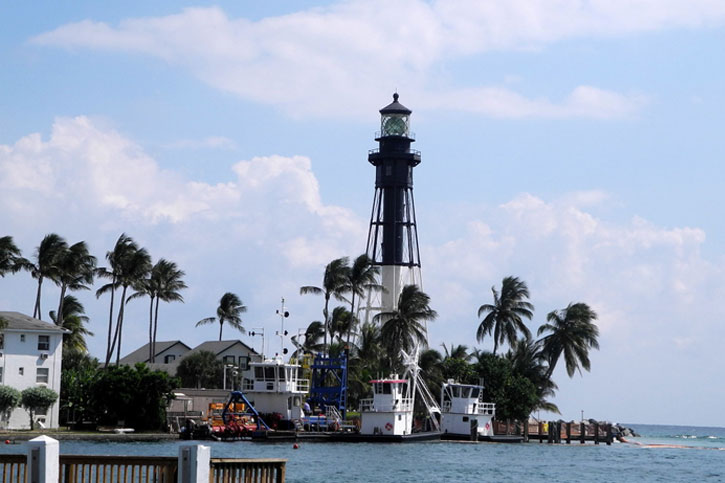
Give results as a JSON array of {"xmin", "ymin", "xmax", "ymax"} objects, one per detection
[
  {"xmin": 439, "ymin": 380, "xmax": 496, "ymax": 441},
  {"xmin": 330, "ymin": 348, "xmax": 441, "ymax": 442}
]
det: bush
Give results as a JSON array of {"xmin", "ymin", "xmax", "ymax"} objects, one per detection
[{"xmin": 21, "ymin": 386, "xmax": 58, "ymax": 430}]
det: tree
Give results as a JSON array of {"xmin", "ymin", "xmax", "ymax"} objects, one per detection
[
  {"xmin": 505, "ymin": 337, "xmax": 559, "ymax": 413},
  {"xmin": 375, "ymin": 284, "xmax": 437, "ymax": 369},
  {"xmin": 0, "ymin": 386, "xmax": 21, "ymax": 426},
  {"xmin": 328, "ymin": 306, "xmax": 353, "ymax": 344},
  {"xmin": 538, "ymin": 302, "xmax": 600, "ymax": 378},
  {"xmin": 473, "ymin": 352, "xmax": 539, "ymax": 421},
  {"xmin": 345, "ymin": 254, "xmax": 382, "ymax": 346},
  {"xmin": 60, "ymin": 352, "xmax": 99, "ymax": 427},
  {"xmin": 21, "ymin": 386, "xmax": 58, "ymax": 430},
  {"xmin": 50, "ymin": 295, "xmax": 94, "ymax": 353},
  {"xmin": 105, "ymin": 240, "xmax": 152, "ymax": 366},
  {"xmin": 90, "ymin": 363, "xmax": 178, "ymax": 431},
  {"xmin": 442, "ymin": 343, "xmax": 472, "ymax": 362},
  {"xmin": 300, "ymin": 257, "xmax": 350, "ymax": 355},
  {"xmin": 176, "ymin": 351, "xmax": 223, "ymax": 389},
  {"xmin": 28, "ymin": 233, "xmax": 68, "ymax": 320},
  {"xmin": 0, "ymin": 236, "xmax": 26, "ymax": 278},
  {"xmin": 150, "ymin": 259, "xmax": 186, "ymax": 362},
  {"xmin": 477, "ymin": 276, "xmax": 534, "ymax": 355},
  {"xmin": 196, "ymin": 292, "xmax": 246, "ymax": 341},
  {"xmin": 53, "ymin": 241, "xmax": 96, "ymax": 328}
]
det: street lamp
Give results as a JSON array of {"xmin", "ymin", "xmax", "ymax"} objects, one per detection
[{"xmin": 223, "ymin": 364, "xmax": 236, "ymax": 391}]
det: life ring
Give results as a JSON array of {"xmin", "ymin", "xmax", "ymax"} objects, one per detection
[
  {"xmin": 485, "ymin": 422, "xmax": 490, "ymax": 430},
  {"xmin": 385, "ymin": 422, "xmax": 393, "ymax": 431}
]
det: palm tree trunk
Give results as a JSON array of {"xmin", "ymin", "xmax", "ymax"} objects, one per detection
[
  {"xmin": 56, "ymin": 284, "xmax": 68, "ymax": 326},
  {"xmin": 112, "ymin": 285, "xmax": 128, "ymax": 366},
  {"xmin": 33, "ymin": 277, "xmax": 43, "ymax": 319},
  {"xmin": 105, "ymin": 280, "xmax": 116, "ymax": 367},
  {"xmin": 346, "ymin": 292, "xmax": 357, "ymax": 348},
  {"xmin": 323, "ymin": 295, "xmax": 330, "ymax": 356},
  {"xmin": 148, "ymin": 296, "xmax": 155, "ymax": 363},
  {"xmin": 152, "ymin": 298, "xmax": 160, "ymax": 364},
  {"xmin": 219, "ymin": 320, "xmax": 223, "ymax": 341}
]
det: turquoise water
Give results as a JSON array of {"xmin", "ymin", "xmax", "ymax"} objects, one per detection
[{"xmin": 2, "ymin": 424, "xmax": 723, "ymax": 482}]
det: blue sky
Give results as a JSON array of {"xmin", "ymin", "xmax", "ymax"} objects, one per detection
[{"xmin": 2, "ymin": 1, "xmax": 725, "ymax": 426}]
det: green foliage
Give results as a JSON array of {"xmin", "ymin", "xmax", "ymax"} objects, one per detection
[
  {"xmin": 176, "ymin": 351, "xmax": 223, "ymax": 389},
  {"xmin": 21, "ymin": 386, "xmax": 59, "ymax": 430},
  {"xmin": 440, "ymin": 358, "xmax": 476, "ymax": 384},
  {"xmin": 473, "ymin": 352, "xmax": 539, "ymax": 421},
  {"xmin": 60, "ymin": 351, "xmax": 100, "ymax": 427},
  {"xmin": 0, "ymin": 385, "xmax": 21, "ymax": 414},
  {"xmin": 91, "ymin": 363, "xmax": 179, "ymax": 431}
]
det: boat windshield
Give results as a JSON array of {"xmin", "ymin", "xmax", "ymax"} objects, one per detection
[{"xmin": 471, "ymin": 387, "xmax": 480, "ymax": 398}]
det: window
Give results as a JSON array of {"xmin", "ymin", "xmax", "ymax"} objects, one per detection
[
  {"xmin": 164, "ymin": 355, "xmax": 176, "ymax": 364},
  {"xmin": 238, "ymin": 356, "xmax": 250, "ymax": 371},
  {"xmin": 38, "ymin": 335, "xmax": 50, "ymax": 351},
  {"xmin": 0, "ymin": 367, "xmax": 3, "ymax": 383},
  {"xmin": 20, "ymin": 334, "xmax": 25, "ymax": 342},
  {"xmin": 223, "ymin": 355, "xmax": 236, "ymax": 366},
  {"xmin": 19, "ymin": 367, "xmax": 24, "ymax": 376},
  {"xmin": 36, "ymin": 368, "xmax": 49, "ymax": 384},
  {"xmin": 0, "ymin": 334, "xmax": 3, "ymax": 350}
]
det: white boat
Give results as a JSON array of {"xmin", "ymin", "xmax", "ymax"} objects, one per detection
[
  {"xmin": 241, "ymin": 356, "xmax": 309, "ymax": 427},
  {"xmin": 440, "ymin": 379, "xmax": 496, "ymax": 441},
  {"xmin": 353, "ymin": 348, "xmax": 441, "ymax": 442}
]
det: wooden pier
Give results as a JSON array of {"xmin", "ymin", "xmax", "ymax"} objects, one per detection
[{"xmin": 524, "ymin": 420, "xmax": 616, "ymax": 445}]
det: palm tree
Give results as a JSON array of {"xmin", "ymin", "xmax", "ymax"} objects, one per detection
[
  {"xmin": 375, "ymin": 284, "xmax": 437, "ymax": 368},
  {"xmin": 477, "ymin": 276, "xmax": 534, "ymax": 355},
  {"xmin": 345, "ymin": 254, "xmax": 382, "ymax": 346},
  {"xmin": 196, "ymin": 292, "xmax": 246, "ymax": 341},
  {"xmin": 28, "ymin": 234, "xmax": 67, "ymax": 320},
  {"xmin": 54, "ymin": 241, "xmax": 96, "ymax": 327},
  {"xmin": 300, "ymin": 257, "xmax": 350, "ymax": 355},
  {"xmin": 505, "ymin": 337, "xmax": 559, "ymax": 413},
  {"xmin": 442, "ymin": 343, "xmax": 471, "ymax": 361},
  {"xmin": 328, "ymin": 306, "xmax": 353, "ymax": 344},
  {"xmin": 150, "ymin": 259, "xmax": 186, "ymax": 363},
  {"xmin": 96, "ymin": 234, "xmax": 137, "ymax": 366},
  {"xmin": 128, "ymin": 268, "xmax": 160, "ymax": 363},
  {"xmin": 538, "ymin": 302, "xmax": 600, "ymax": 378},
  {"xmin": 103, "ymin": 240, "xmax": 152, "ymax": 366},
  {"xmin": 0, "ymin": 236, "xmax": 27, "ymax": 277},
  {"xmin": 49, "ymin": 295, "xmax": 93, "ymax": 354}
]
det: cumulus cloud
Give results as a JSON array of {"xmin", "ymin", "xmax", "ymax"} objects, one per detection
[{"xmin": 28, "ymin": 0, "xmax": 718, "ymax": 119}]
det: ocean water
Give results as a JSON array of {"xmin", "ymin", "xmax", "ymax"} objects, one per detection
[{"xmin": 1, "ymin": 424, "xmax": 723, "ymax": 482}]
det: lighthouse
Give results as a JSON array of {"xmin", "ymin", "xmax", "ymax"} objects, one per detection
[{"xmin": 364, "ymin": 93, "xmax": 423, "ymax": 318}]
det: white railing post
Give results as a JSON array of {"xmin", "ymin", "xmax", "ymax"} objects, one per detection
[
  {"xmin": 26, "ymin": 435, "xmax": 59, "ymax": 483},
  {"xmin": 178, "ymin": 443, "xmax": 210, "ymax": 483}
]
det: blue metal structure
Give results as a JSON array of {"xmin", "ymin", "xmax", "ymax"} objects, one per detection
[
  {"xmin": 222, "ymin": 390, "xmax": 270, "ymax": 431},
  {"xmin": 307, "ymin": 352, "xmax": 349, "ymax": 419}
]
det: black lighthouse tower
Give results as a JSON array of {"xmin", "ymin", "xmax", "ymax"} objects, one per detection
[{"xmin": 365, "ymin": 93, "xmax": 423, "ymax": 315}]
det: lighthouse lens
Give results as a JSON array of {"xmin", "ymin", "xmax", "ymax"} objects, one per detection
[{"xmin": 384, "ymin": 116, "xmax": 406, "ymax": 136}]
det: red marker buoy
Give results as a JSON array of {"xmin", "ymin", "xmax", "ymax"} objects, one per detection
[
  {"xmin": 5, "ymin": 440, "xmax": 10, "ymax": 445},
  {"xmin": 293, "ymin": 443, "xmax": 299, "ymax": 449}
]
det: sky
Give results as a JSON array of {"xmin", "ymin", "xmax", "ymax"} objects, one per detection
[{"xmin": 2, "ymin": 1, "xmax": 725, "ymax": 427}]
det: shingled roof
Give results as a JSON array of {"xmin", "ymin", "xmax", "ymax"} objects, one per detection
[
  {"xmin": 119, "ymin": 340, "xmax": 191, "ymax": 364},
  {"xmin": 0, "ymin": 311, "xmax": 68, "ymax": 333}
]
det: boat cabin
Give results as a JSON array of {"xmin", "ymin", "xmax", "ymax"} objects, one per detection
[
  {"xmin": 242, "ymin": 356, "xmax": 309, "ymax": 421},
  {"xmin": 359, "ymin": 378, "xmax": 414, "ymax": 436},
  {"xmin": 440, "ymin": 380, "xmax": 496, "ymax": 438}
]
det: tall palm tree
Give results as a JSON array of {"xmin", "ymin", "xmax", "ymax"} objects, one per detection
[
  {"xmin": 0, "ymin": 236, "xmax": 27, "ymax": 277},
  {"xmin": 375, "ymin": 284, "xmax": 437, "ymax": 368},
  {"xmin": 442, "ymin": 343, "xmax": 471, "ymax": 362},
  {"xmin": 29, "ymin": 234, "xmax": 68, "ymax": 319},
  {"xmin": 300, "ymin": 257, "xmax": 350, "ymax": 355},
  {"xmin": 538, "ymin": 302, "xmax": 600, "ymax": 378},
  {"xmin": 477, "ymin": 276, "xmax": 534, "ymax": 355},
  {"xmin": 96, "ymin": 234, "xmax": 137, "ymax": 366},
  {"xmin": 345, "ymin": 254, "xmax": 382, "ymax": 347},
  {"xmin": 127, "ymin": 267, "xmax": 160, "ymax": 363},
  {"xmin": 151, "ymin": 259, "xmax": 186, "ymax": 363},
  {"xmin": 49, "ymin": 295, "xmax": 93, "ymax": 354},
  {"xmin": 54, "ymin": 241, "xmax": 96, "ymax": 327},
  {"xmin": 196, "ymin": 292, "xmax": 246, "ymax": 341},
  {"xmin": 105, "ymin": 242, "xmax": 152, "ymax": 366}
]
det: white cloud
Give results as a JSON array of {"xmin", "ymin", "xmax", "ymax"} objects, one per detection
[{"xmin": 29, "ymin": 1, "xmax": 718, "ymax": 119}]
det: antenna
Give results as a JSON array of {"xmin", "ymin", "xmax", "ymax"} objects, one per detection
[
  {"xmin": 275, "ymin": 297, "xmax": 290, "ymax": 357},
  {"xmin": 249, "ymin": 328, "xmax": 265, "ymax": 359}
]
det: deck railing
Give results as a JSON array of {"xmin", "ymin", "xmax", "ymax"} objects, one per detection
[
  {"xmin": 0, "ymin": 453, "xmax": 26, "ymax": 482},
  {"xmin": 210, "ymin": 458, "xmax": 286, "ymax": 483},
  {"xmin": 60, "ymin": 455, "xmax": 178, "ymax": 482},
  {"xmin": 0, "ymin": 438, "xmax": 287, "ymax": 483}
]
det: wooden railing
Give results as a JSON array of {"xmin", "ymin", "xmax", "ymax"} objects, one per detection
[
  {"xmin": 210, "ymin": 459, "xmax": 286, "ymax": 483},
  {"xmin": 60, "ymin": 455, "xmax": 178, "ymax": 482},
  {"xmin": 0, "ymin": 453, "xmax": 27, "ymax": 482}
]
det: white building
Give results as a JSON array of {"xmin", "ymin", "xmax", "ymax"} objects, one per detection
[{"xmin": 0, "ymin": 311, "xmax": 67, "ymax": 429}]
